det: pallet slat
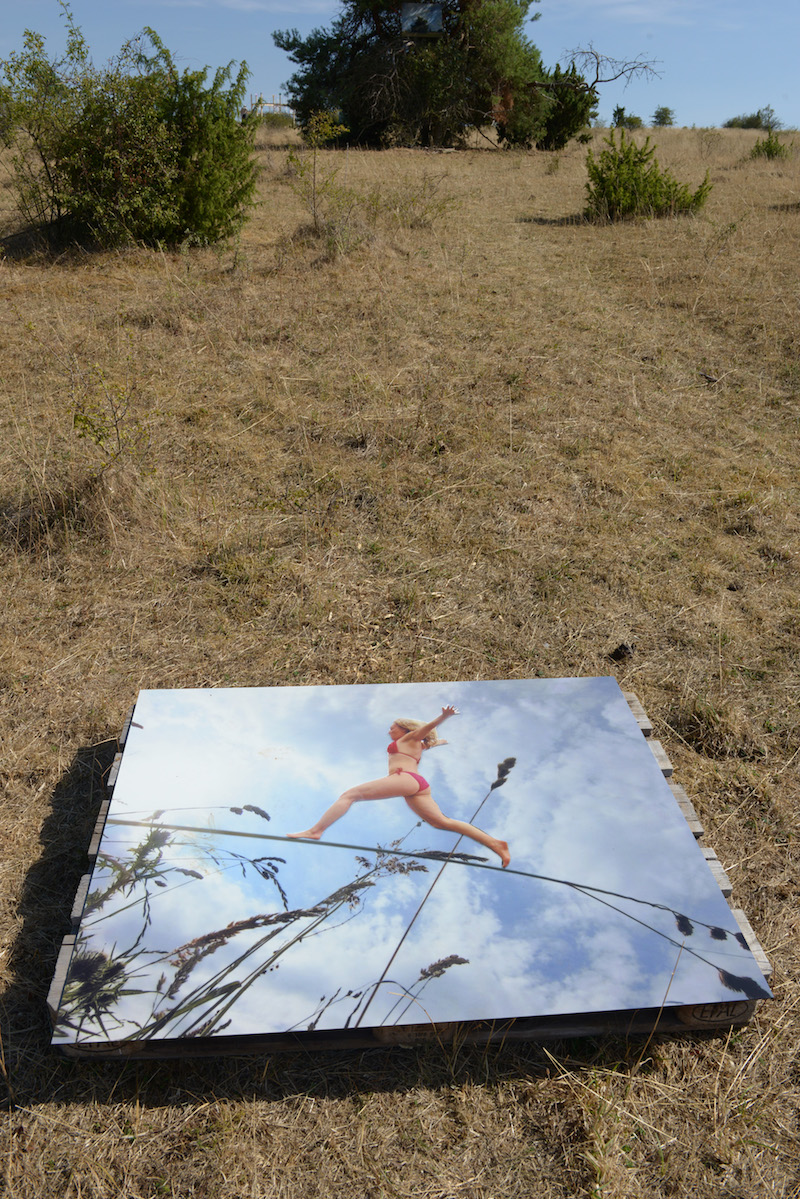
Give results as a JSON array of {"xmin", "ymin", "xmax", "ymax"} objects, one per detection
[
  {"xmin": 106, "ymin": 752, "xmax": 123, "ymax": 795},
  {"xmin": 667, "ymin": 781, "xmax": 704, "ymax": 838},
  {"xmin": 623, "ymin": 692, "xmax": 653, "ymax": 737},
  {"xmin": 57, "ymin": 999, "xmax": 764, "ymax": 1059},
  {"xmin": 87, "ymin": 800, "xmax": 110, "ymax": 862},
  {"xmin": 731, "ymin": 908, "xmax": 772, "ymax": 978},
  {"xmin": 70, "ymin": 874, "xmax": 91, "ymax": 927},
  {"xmin": 119, "ymin": 705, "xmax": 135, "ymax": 748},
  {"xmin": 702, "ymin": 848, "xmax": 732, "ymax": 897},
  {"xmin": 648, "ymin": 739, "xmax": 674, "ymax": 777},
  {"xmin": 47, "ymin": 935, "xmax": 76, "ymax": 1026}
]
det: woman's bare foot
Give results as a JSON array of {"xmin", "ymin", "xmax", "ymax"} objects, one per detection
[
  {"xmin": 287, "ymin": 830, "xmax": 322, "ymax": 840},
  {"xmin": 494, "ymin": 840, "xmax": 511, "ymax": 868}
]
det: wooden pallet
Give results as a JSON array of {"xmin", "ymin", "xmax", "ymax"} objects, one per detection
[
  {"xmin": 49, "ymin": 693, "xmax": 772, "ymax": 1052},
  {"xmin": 621, "ymin": 691, "xmax": 771, "ymax": 993}
]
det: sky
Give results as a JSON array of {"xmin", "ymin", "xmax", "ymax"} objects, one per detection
[
  {"xmin": 52, "ymin": 678, "xmax": 770, "ymax": 1048},
  {"xmin": 2, "ymin": 0, "xmax": 798, "ymax": 130}
]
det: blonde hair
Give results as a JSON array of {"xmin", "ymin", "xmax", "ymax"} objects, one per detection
[{"xmin": 395, "ymin": 718, "xmax": 447, "ymax": 749}]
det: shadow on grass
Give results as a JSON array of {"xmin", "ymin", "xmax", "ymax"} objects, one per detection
[
  {"xmin": 0, "ymin": 221, "xmax": 103, "ymax": 264},
  {"xmin": 1, "ymin": 738, "xmax": 117, "ymax": 1109},
  {"xmin": 516, "ymin": 214, "xmax": 587, "ymax": 227}
]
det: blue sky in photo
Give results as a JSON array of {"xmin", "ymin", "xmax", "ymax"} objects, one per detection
[
  {"xmin": 3, "ymin": 0, "xmax": 798, "ymax": 130},
  {"xmin": 53, "ymin": 678, "xmax": 771, "ymax": 1046}
]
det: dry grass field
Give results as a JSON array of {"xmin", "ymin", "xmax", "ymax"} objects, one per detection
[{"xmin": 1, "ymin": 126, "xmax": 799, "ymax": 1197}]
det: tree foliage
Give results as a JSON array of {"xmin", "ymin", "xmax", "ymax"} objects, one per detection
[
  {"xmin": 274, "ymin": 0, "xmax": 595, "ymax": 149},
  {"xmin": 724, "ymin": 106, "xmax": 781, "ymax": 131},
  {"xmin": 612, "ymin": 105, "xmax": 643, "ymax": 131},
  {"xmin": 509, "ymin": 63, "xmax": 597, "ymax": 151},
  {"xmin": 0, "ymin": 6, "xmax": 257, "ymax": 247},
  {"xmin": 651, "ymin": 105, "xmax": 675, "ymax": 127}
]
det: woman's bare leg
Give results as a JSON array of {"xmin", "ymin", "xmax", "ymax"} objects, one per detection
[
  {"xmin": 405, "ymin": 790, "xmax": 510, "ymax": 867},
  {"xmin": 287, "ymin": 794, "xmax": 354, "ymax": 839},
  {"xmin": 288, "ymin": 775, "xmax": 419, "ymax": 840}
]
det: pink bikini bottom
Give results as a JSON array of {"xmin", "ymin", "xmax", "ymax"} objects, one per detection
[{"xmin": 395, "ymin": 769, "xmax": 430, "ymax": 793}]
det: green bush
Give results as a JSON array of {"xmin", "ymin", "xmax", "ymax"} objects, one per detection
[
  {"xmin": 0, "ymin": 10, "xmax": 257, "ymax": 247},
  {"xmin": 612, "ymin": 105, "xmax": 643, "ymax": 131},
  {"xmin": 533, "ymin": 64, "xmax": 597, "ymax": 152},
  {"xmin": 724, "ymin": 106, "xmax": 780, "ymax": 130},
  {"xmin": 750, "ymin": 129, "xmax": 791, "ymax": 160},
  {"xmin": 652, "ymin": 106, "xmax": 676, "ymax": 128},
  {"xmin": 585, "ymin": 129, "xmax": 711, "ymax": 221}
]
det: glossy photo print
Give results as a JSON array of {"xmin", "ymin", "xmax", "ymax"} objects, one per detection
[{"xmin": 51, "ymin": 678, "xmax": 771, "ymax": 1049}]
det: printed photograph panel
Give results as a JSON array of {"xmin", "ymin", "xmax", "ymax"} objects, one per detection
[{"xmin": 52, "ymin": 678, "xmax": 771, "ymax": 1046}]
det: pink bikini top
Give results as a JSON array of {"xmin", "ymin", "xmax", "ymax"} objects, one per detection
[{"xmin": 387, "ymin": 740, "xmax": 421, "ymax": 762}]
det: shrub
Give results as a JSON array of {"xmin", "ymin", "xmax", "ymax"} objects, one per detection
[
  {"xmin": 585, "ymin": 130, "xmax": 711, "ymax": 221},
  {"xmin": 286, "ymin": 110, "xmax": 360, "ymax": 257},
  {"xmin": 0, "ymin": 10, "xmax": 257, "ymax": 247},
  {"xmin": 612, "ymin": 105, "xmax": 643, "ymax": 131},
  {"xmin": 724, "ymin": 106, "xmax": 780, "ymax": 131},
  {"xmin": 286, "ymin": 111, "xmax": 457, "ymax": 260},
  {"xmin": 750, "ymin": 129, "xmax": 791, "ymax": 160}
]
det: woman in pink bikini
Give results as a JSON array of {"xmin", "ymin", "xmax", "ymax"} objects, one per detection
[{"xmin": 288, "ymin": 705, "xmax": 510, "ymax": 867}]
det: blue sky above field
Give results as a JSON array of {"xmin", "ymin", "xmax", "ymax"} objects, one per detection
[{"xmin": 3, "ymin": 0, "xmax": 798, "ymax": 129}]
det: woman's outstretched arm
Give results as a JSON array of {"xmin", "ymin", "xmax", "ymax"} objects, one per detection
[{"xmin": 400, "ymin": 705, "xmax": 459, "ymax": 746}]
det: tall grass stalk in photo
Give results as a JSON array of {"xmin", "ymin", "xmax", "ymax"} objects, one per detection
[
  {"xmin": 353, "ymin": 756, "xmax": 517, "ymax": 1028},
  {"xmin": 56, "ymin": 809, "xmax": 471, "ymax": 1041},
  {"xmin": 56, "ymin": 749, "xmax": 766, "ymax": 1042}
]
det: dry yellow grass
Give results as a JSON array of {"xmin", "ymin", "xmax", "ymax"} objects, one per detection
[{"xmin": 1, "ymin": 128, "xmax": 799, "ymax": 1197}]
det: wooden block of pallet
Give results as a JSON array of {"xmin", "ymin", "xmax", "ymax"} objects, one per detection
[
  {"xmin": 675, "ymin": 999, "xmax": 758, "ymax": 1030},
  {"xmin": 87, "ymin": 800, "xmax": 110, "ymax": 862},
  {"xmin": 119, "ymin": 705, "xmax": 136, "ymax": 748},
  {"xmin": 70, "ymin": 874, "xmax": 91, "ymax": 927},
  {"xmin": 623, "ymin": 692, "xmax": 653, "ymax": 737},
  {"xmin": 47, "ymin": 935, "xmax": 76, "ymax": 1026},
  {"xmin": 648, "ymin": 739, "xmax": 674, "ymax": 777},
  {"xmin": 731, "ymin": 908, "xmax": 772, "ymax": 978},
  {"xmin": 106, "ymin": 752, "xmax": 123, "ymax": 796},
  {"xmin": 667, "ymin": 781, "xmax": 704, "ymax": 838},
  {"xmin": 702, "ymin": 847, "xmax": 732, "ymax": 897}
]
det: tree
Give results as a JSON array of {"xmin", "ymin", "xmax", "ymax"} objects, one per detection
[
  {"xmin": 0, "ymin": 6, "xmax": 257, "ymax": 247},
  {"xmin": 515, "ymin": 62, "xmax": 598, "ymax": 152},
  {"xmin": 652, "ymin": 105, "xmax": 675, "ymax": 127},
  {"xmin": 274, "ymin": 0, "xmax": 595, "ymax": 149},
  {"xmin": 612, "ymin": 105, "xmax": 643, "ymax": 131},
  {"xmin": 724, "ymin": 106, "xmax": 781, "ymax": 131}
]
